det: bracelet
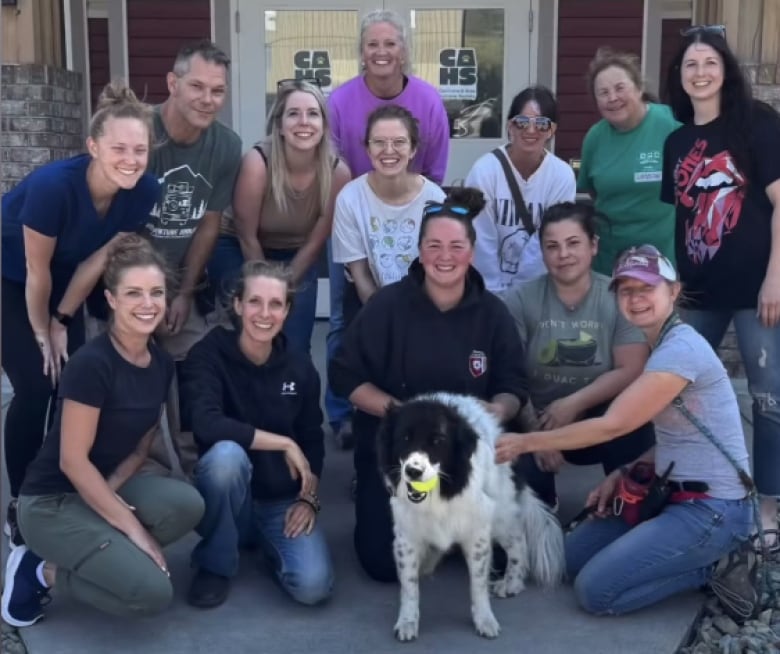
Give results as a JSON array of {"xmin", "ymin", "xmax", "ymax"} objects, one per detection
[{"xmin": 295, "ymin": 497, "xmax": 321, "ymax": 514}]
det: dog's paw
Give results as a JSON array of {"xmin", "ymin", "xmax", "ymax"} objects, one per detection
[
  {"xmin": 394, "ymin": 617, "xmax": 420, "ymax": 642},
  {"xmin": 491, "ymin": 576, "xmax": 525, "ymax": 598},
  {"xmin": 473, "ymin": 610, "xmax": 500, "ymax": 639}
]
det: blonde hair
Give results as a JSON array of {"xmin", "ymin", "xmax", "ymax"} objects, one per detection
[
  {"xmin": 265, "ymin": 80, "xmax": 334, "ymax": 216},
  {"xmin": 89, "ymin": 80, "xmax": 154, "ymax": 148},
  {"xmin": 359, "ymin": 9, "xmax": 412, "ymax": 76}
]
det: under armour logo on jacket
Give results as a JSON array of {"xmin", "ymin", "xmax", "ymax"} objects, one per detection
[{"xmin": 281, "ymin": 381, "xmax": 297, "ymax": 395}]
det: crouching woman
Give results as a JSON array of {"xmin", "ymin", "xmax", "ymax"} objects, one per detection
[
  {"xmin": 496, "ymin": 245, "xmax": 753, "ymax": 615},
  {"xmin": 3, "ymin": 235, "xmax": 205, "ymax": 627},
  {"xmin": 180, "ymin": 260, "xmax": 332, "ymax": 609}
]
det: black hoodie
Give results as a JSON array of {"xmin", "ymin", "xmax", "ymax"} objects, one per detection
[
  {"xmin": 329, "ymin": 259, "xmax": 528, "ymax": 459},
  {"xmin": 181, "ymin": 327, "xmax": 324, "ymax": 501}
]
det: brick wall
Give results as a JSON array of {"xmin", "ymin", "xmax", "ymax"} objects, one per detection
[{"xmin": 1, "ymin": 64, "xmax": 84, "ymax": 194}]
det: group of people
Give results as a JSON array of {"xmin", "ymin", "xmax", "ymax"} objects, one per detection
[{"xmin": 1, "ymin": 10, "xmax": 778, "ymax": 631}]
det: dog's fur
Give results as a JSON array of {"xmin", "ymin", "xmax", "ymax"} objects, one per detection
[{"xmin": 377, "ymin": 393, "xmax": 565, "ymax": 641}]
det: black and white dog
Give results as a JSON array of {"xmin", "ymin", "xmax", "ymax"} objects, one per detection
[{"xmin": 377, "ymin": 393, "xmax": 565, "ymax": 641}]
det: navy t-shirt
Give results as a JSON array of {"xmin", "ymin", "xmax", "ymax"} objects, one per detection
[
  {"xmin": 1, "ymin": 154, "xmax": 159, "ymax": 301},
  {"xmin": 21, "ymin": 333, "xmax": 175, "ymax": 495}
]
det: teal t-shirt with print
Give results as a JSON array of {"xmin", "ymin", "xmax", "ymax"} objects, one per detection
[
  {"xmin": 577, "ymin": 103, "xmax": 680, "ymax": 275},
  {"xmin": 502, "ymin": 273, "xmax": 646, "ymax": 410}
]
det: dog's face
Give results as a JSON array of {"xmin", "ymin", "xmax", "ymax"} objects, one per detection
[{"xmin": 377, "ymin": 400, "xmax": 479, "ymax": 502}]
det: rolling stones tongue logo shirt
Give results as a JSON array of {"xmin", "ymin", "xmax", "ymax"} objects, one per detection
[{"xmin": 661, "ymin": 109, "xmax": 780, "ymax": 310}]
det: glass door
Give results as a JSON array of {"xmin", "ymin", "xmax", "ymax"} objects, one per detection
[{"xmin": 235, "ymin": 0, "xmax": 532, "ymax": 183}]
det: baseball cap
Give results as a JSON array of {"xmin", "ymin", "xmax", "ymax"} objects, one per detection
[{"xmin": 609, "ymin": 245, "xmax": 677, "ymax": 290}]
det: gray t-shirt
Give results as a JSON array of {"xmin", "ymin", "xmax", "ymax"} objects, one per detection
[
  {"xmin": 502, "ymin": 273, "xmax": 645, "ymax": 409},
  {"xmin": 647, "ymin": 323, "xmax": 749, "ymax": 500},
  {"xmin": 145, "ymin": 108, "xmax": 242, "ymax": 267}
]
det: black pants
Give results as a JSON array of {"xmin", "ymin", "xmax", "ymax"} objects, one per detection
[
  {"xmin": 2, "ymin": 277, "xmax": 85, "ymax": 497},
  {"xmin": 352, "ymin": 413, "xmax": 397, "ymax": 583},
  {"xmin": 516, "ymin": 402, "xmax": 655, "ymax": 507}
]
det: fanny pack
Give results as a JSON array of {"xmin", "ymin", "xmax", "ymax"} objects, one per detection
[{"xmin": 613, "ymin": 461, "xmax": 675, "ymax": 527}]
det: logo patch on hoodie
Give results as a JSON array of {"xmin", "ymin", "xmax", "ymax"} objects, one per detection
[
  {"xmin": 281, "ymin": 381, "xmax": 297, "ymax": 395},
  {"xmin": 468, "ymin": 350, "xmax": 487, "ymax": 378}
]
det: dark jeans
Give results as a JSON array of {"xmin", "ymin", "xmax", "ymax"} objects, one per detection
[
  {"xmin": 353, "ymin": 414, "xmax": 397, "ymax": 582},
  {"xmin": 2, "ymin": 277, "xmax": 85, "ymax": 497},
  {"xmin": 516, "ymin": 403, "xmax": 656, "ymax": 507}
]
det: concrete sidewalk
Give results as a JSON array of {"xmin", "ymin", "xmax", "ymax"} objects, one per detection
[{"xmin": 3, "ymin": 322, "xmax": 749, "ymax": 654}]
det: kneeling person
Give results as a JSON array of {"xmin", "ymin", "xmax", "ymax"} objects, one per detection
[
  {"xmin": 3, "ymin": 236, "xmax": 204, "ymax": 627},
  {"xmin": 181, "ymin": 260, "xmax": 332, "ymax": 608}
]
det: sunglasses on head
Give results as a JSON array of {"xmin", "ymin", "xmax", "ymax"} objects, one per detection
[
  {"xmin": 276, "ymin": 77, "xmax": 323, "ymax": 89},
  {"xmin": 681, "ymin": 24, "xmax": 726, "ymax": 38},
  {"xmin": 423, "ymin": 202, "xmax": 470, "ymax": 217},
  {"xmin": 510, "ymin": 115, "xmax": 553, "ymax": 132}
]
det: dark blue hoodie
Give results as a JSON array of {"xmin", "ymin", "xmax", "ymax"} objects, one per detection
[{"xmin": 181, "ymin": 327, "xmax": 324, "ymax": 501}]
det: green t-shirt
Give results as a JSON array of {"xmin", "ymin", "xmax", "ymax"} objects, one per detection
[
  {"xmin": 577, "ymin": 103, "xmax": 680, "ymax": 275},
  {"xmin": 502, "ymin": 273, "xmax": 645, "ymax": 410}
]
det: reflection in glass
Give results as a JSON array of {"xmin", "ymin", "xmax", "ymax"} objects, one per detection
[
  {"xmin": 409, "ymin": 9, "xmax": 505, "ymax": 139},
  {"xmin": 264, "ymin": 11, "xmax": 359, "ymax": 115}
]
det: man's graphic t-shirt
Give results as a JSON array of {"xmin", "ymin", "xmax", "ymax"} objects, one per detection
[
  {"xmin": 661, "ymin": 105, "xmax": 780, "ymax": 310},
  {"xmin": 145, "ymin": 109, "xmax": 242, "ymax": 267}
]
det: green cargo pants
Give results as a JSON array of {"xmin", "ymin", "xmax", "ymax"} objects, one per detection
[{"xmin": 18, "ymin": 474, "xmax": 204, "ymax": 617}]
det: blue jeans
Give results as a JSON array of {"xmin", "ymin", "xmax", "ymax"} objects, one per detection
[
  {"xmin": 324, "ymin": 238, "xmax": 352, "ymax": 427},
  {"xmin": 206, "ymin": 236, "xmax": 318, "ymax": 356},
  {"xmin": 191, "ymin": 441, "xmax": 334, "ymax": 605},
  {"xmin": 565, "ymin": 497, "xmax": 752, "ymax": 615},
  {"xmin": 680, "ymin": 307, "xmax": 780, "ymax": 496}
]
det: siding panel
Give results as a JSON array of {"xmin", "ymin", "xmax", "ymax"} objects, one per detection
[{"xmin": 555, "ymin": 0, "xmax": 644, "ymax": 165}]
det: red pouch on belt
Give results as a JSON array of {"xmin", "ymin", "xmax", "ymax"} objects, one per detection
[{"xmin": 613, "ymin": 461, "xmax": 675, "ymax": 527}]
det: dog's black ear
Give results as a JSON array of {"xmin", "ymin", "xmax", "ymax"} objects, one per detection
[{"xmin": 438, "ymin": 405, "xmax": 479, "ymax": 499}]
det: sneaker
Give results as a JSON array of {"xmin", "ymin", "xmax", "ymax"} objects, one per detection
[
  {"xmin": 1, "ymin": 546, "xmax": 48, "ymax": 627},
  {"xmin": 333, "ymin": 419, "xmax": 354, "ymax": 450},
  {"xmin": 187, "ymin": 569, "xmax": 230, "ymax": 609},
  {"xmin": 4, "ymin": 500, "xmax": 25, "ymax": 549}
]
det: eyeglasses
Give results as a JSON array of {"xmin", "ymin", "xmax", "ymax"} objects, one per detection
[
  {"xmin": 681, "ymin": 24, "xmax": 726, "ymax": 38},
  {"xmin": 510, "ymin": 115, "xmax": 553, "ymax": 132},
  {"xmin": 276, "ymin": 77, "xmax": 323, "ymax": 89},
  {"xmin": 368, "ymin": 137, "xmax": 411, "ymax": 152},
  {"xmin": 423, "ymin": 202, "xmax": 470, "ymax": 217}
]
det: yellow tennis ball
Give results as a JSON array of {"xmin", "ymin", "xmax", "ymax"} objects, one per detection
[{"xmin": 409, "ymin": 476, "xmax": 439, "ymax": 493}]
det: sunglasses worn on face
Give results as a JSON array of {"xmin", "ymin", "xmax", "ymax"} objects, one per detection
[
  {"xmin": 510, "ymin": 115, "xmax": 553, "ymax": 132},
  {"xmin": 277, "ymin": 77, "xmax": 323, "ymax": 89},
  {"xmin": 681, "ymin": 24, "xmax": 726, "ymax": 38},
  {"xmin": 423, "ymin": 203, "xmax": 470, "ymax": 217}
]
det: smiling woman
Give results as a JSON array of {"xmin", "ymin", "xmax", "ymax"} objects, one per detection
[
  {"xmin": 577, "ymin": 48, "xmax": 680, "ymax": 275},
  {"xmin": 1, "ymin": 81, "xmax": 161, "ymax": 546},
  {"xmin": 178, "ymin": 259, "xmax": 333, "ymax": 609},
  {"xmin": 3, "ymin": 235, "xmax": 204, "ymax": 627},
  {"xmin": 207, "ymin": 80, "xmax": 351, "ymax": 356}
]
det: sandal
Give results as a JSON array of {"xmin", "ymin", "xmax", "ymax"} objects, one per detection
[{"xmin": 709, "ymin": 540, "xmax": 760, "ymax": 623}]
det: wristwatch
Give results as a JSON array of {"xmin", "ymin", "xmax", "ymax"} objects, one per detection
[{"xmin": 52, "ymin": 310, "xmax": 73, "ymax": 327}]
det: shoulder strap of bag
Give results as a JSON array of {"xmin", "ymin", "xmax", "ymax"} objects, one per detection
[{"xmin": 492, "ymin": 147, "xmax": 535, "ymax": 236}]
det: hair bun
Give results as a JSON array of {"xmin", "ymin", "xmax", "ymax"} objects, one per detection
[
  {"xmin": 445, "ymin": 186, "xmax": 486, "ymax": 219},
  {"xmin": 95, "ymin": 80, "xmax": 141, "ymax": 111}
]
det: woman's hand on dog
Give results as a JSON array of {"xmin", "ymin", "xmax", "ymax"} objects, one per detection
[
  {"xmin": 585, "ymin": 470, "xmax": 621, "ymax": 517},
  {"xmin": 495, "ymin": 432, "xmax": 531, "ymax": 463}
]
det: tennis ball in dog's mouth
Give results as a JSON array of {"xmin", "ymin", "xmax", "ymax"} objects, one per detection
[{"xmin": 409, "ymin": 476, "xmax": 439, "ymax": 493}]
